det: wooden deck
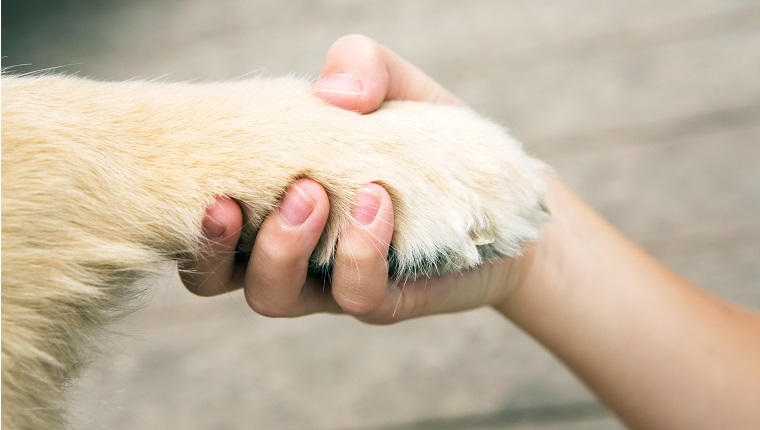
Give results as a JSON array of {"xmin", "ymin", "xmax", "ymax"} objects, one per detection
[{"xmin": 4, "ymin": 1, "xmax": 759, "ymax": 429}]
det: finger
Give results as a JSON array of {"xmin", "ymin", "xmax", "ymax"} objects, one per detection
[
  {"xmin": 331, "ymin": 183, "xmax": 398, "ymax": 322},
  {"xmin": 313, "ymin": 34, "xmax": 464, "ymax": 113},
  {"xmin": 181, "ymin": 196, "xmax": 243, "ymax": 296},
  {"xmin": 244, "ymin": 179, "xmax": 336, "ymax": 317}
]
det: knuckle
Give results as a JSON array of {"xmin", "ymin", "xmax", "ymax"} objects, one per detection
[
  {"xmin": 335, "ymin": 292, "xmax": 383, "ymax": 317},
  {"xmin": 332, "ymin": 224, "xmax": 392, "ymax": 317},
  {"xmin": 244, "ymin": 289, "xmax": 291, "ymax": 318},
  {"xmin": 335, "ymin": 232, "xmax": 389, "ymax": 269},
  {"xmin": 183, "ymin": 281, "xmax": 221, "ymax": 297},
  {"xmin": 336, "ymin": 245, "xmax": 379, "ymax": 268},
  {"xmin": 256, "ymin": 236, "xmax": 295, "ymax": 266},
  {"xmin": 332, "ymin": 269, "xmax": 387, "ymax": 317},
  {"xmin": 179, "ymin": 265, "xmax": 226, "ymax": 297}
]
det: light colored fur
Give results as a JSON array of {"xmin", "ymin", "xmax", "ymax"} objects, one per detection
[{"xmin": 1, "ymin": 74, "xmax": 548, "ymax": 429}]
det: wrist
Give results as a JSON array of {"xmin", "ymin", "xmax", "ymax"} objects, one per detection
[{"xmin": 491, "ymin": 174, "xmax": 567, "ymax": 319}]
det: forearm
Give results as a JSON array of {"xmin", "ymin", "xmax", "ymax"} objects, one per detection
[{"xmin": 495, "ymin": 176, "xmax": 760, "ymax": 429}]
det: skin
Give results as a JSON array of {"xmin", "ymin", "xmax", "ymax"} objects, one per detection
[{"xmin": 180, "ymin": 35, "xmax": 760, "ymax": 429}]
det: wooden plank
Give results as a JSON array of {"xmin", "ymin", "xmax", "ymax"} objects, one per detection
[
  {"xmin": 551, "ymin": 124, "xmax": 760, "ymax": 238},
  {"xmin": 465, "ymin": 26, "xmax": 760, "ymax": 145},
  {"xmin": 69, "ymin": 288, "xmax": 608, "ymax": 429}
]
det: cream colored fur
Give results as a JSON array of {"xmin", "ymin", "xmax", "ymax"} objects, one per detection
[{"xmin": 1, "ymin": 74, "xmax": 548, "ymax": 429}]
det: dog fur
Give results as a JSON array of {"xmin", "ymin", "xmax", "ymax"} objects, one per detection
[{"xmin": 1, "ymin": 74, "xmax": 548, "ymax": 429}]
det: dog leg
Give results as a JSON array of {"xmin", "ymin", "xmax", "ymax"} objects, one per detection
[{"xmin": 1, "ymin": 75, "xmax": 547, "ymax": 429}]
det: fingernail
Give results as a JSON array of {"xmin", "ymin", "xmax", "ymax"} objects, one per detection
[
  {"xmin": 279, "ymin": 183, "xmax": 316, "ymax": 227},
  {"xmin": 314, "ymin": 72, "xmax": 363, "ymax": 96},
  {"xmin": 203, "ymin": 205, "xmax": 226, "ymax": 239},
  {"xmin": 351, "ymin": 186, "xmax": 381, "ymax": 226}
]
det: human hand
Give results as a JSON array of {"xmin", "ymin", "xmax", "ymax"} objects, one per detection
[{"xmin": 180, "ymin": 35, "xmax": 525, "ymax": 323}]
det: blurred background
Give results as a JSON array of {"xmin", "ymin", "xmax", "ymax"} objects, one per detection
[{"xmin": 3, "ymin": 1, "xmax": 759, "ymax": 429}]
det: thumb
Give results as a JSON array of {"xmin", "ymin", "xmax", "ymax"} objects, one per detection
[{"xmin": 313, "ymin": 34, "xmax": 463, "ymax": 113}]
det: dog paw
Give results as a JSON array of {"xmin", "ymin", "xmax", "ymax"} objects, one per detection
[
  {"xmin": 298, "ymin": 99, "xmax": 550, "ymax": 278},
  {"xmin": 136, "ymin": 78, "xmax": 550, "ymax": 280}
]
